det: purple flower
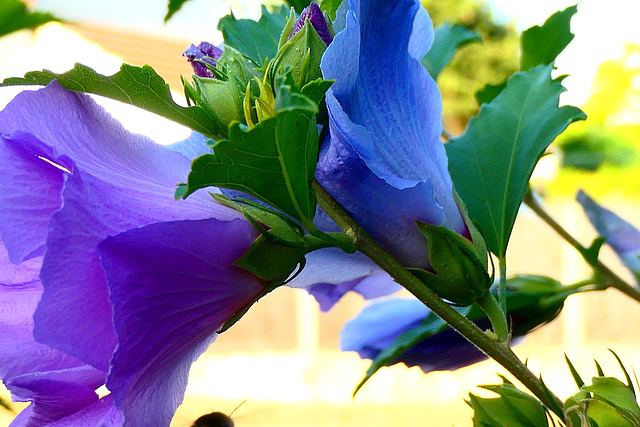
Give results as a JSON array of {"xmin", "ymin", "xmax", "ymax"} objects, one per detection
[
  {"xmin": 317, "ymin": 0, "xmax": 467, "ymax": 269},
  {"xmin": 183, "ymin": 41, "xmax": 223, "ymax": 78},
  {"xmin": 0, "ymin": 82, "xmax": 391, "ymax": 426},
  {"xmin": 288, "ymin": 3, "xmax": 333, "ymax": 46},
  {"xmin": 577, "ymin": 190, "xmax": 640, "ymax": 277}
]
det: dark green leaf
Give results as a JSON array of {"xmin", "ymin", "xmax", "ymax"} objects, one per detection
[
  {"xmin": 609, "ymin": 349, "xmax": 636, "ymax": 397},
  {"xmin": 583, "ymin": 377, "xmax": 640, "ymax": 424},
  {"xmin": 164, "ymin": 0, "xmax": 192, "ymax": 22},
  {"xmin": 446, "ymin": 64, "xmax": 585, "ymax": 257},
  {"xmin": 422, "ymin": 23, "xmax": 480, "ymax": 80},
  {"xmin": 217, "ymin": 5, "xmax": 289, "ymax": 66},
  {"xmin": 0, "ymin": 0, "xmax": 61, "ymax": 38},
  {"xmin": 1, "ymin": 63, "xmax": 223, "ymax": 138},
  {"xmin": 520, "ymin": 5, "xmax": 578, "ymax": 71},
  {"xmin": 184, "ymin": 76, "xmax": 329, "ymax": 228},
  {"xmin": 319, "ymin": 0, "xmax": 342, "ymax": 20}
]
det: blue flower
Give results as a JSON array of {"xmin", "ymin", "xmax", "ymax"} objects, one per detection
[
  {"xmin": 317, "ymin": 0, "xmax": 468, "ymax": 268},
  {"xmin": 578, "ymin": 190, "xmax": 640, "ymax": 277},
  {"xmin": 0, "ymin": 84, "xmax": 372, "ymax": 426}
]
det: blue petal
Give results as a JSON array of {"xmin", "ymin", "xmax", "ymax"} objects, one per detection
[
  {"xmin": 306, "ymin": 273, "xmax": 402, "ymax": 312},
  {"xmin": 318, "ymin": 0, "xmax": 466, "ymax": 267},
  {"xmin": 577, "ymin": 190, "xmax": 640, "ymax": 275},
  {"xmin": 341, "ymin": 298, "xmax": 487, "ymax": 373}
]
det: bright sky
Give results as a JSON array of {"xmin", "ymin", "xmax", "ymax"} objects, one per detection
[{"xmin": 30, "ymin": 0, "xmax": 640, "ymax": 107}]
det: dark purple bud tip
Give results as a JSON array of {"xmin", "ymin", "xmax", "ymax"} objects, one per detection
[
  {"xmin": 183, "ymin": 41, "xmax": 223, "ymax": 78},
  {"xmin": 289, "ymin": 3, "xmax": 333, "ymax": 46}
]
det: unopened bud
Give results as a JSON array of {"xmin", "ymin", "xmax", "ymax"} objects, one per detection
[
  {"xmin": 183, "ymin": 41, "xmax": 223, "ymax": 78},
  {"xmin": 288, "ymin": 3, "xmax": 332, "ymax": 46}
]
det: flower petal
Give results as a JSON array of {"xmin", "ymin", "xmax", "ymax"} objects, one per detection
[
  {"xmin": 98, "ymin": 219, "xmax": 262, "ymax": 427},
  {"xmin": 0, "ymin": 84, "xmax": 242, "ymax": 370},
  {"xmin": 341, "ymin": 298, "xmax": 487, "ymax": 373},
  {"xmin": 46, "ymin": 396, "xmax": 124, "ymax": 427},
  {"xmin": 0, "ymin": 132, "xmax": 64, "ymax": 264},
  {"xmin": 577, "ymin": 190, "xmax": 640, "ymax": 275},
  {"xmin": 306, "ymin": 273, "xmax": 402, "ymax": 312},
  {"xmin": 317, "ymin": 0, "xmax": 466, "ymax": 267}
]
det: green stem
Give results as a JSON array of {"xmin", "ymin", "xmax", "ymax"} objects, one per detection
[
  {"xmin": 477, "ymin": 292, "xmax": 509, "ymax": 343},
  {"xmin": 524, "ymin": 191, "xmax": 640, "ymax": 304},
  {"xmin": 498, "ymin": 255, "xmax": 508, "ymax": 315},
  {"xmin": 314, "ymin": 180, "xmax": 564, "ymax": 417}
]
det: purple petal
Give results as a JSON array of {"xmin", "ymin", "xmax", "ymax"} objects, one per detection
[
  {"xmin": 317, "ymin": 0, "xmax": 466, "ymax": 268},
  {"xmin": 0, "ymin": 240, "xmax": 108, "ymax": 426},
  {"xmin": 0, "ymin": 132, "xmax": 64, "ymax": 264},
  {"xmin": 166, "ymin": 132, "xmax": 212, "ymax": 159},
  {"xmin": 289, "ymin": 3, "xmax": 333, "ymax": 45},
  {"xmin": 577, "ymin": 190, "xmax": 640, "ymax": 275},
  {"xmin": 46, "ymin": 396, "xmax": 124, "ymax": 427},
  {"xmin": 306, "ymin": 273, "xmax": 402, "ymax": 311},
  {"xmin": 98, "ymin": 219, "xmax": 262, "ymax": 426},
  {"xmin": 183, "ymin": 42, "xmax": 223, "ymax": 78},
  {"xmin": 0, "ymin": 83, "xmax": 241, "ymax": 370}
]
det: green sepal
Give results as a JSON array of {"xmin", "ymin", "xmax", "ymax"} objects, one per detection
[
  {"xmin": 411, "ymin": 221, "xmax": 491, "ymax": 306},
  {"xmin": 183, "ymin": 71, "xmax": 328, "ymax": 229},
  {"xmin": 234, "ymin": 234, "xmax": 306, "ymax": 282},
  {"xmin": 278, "ymin": 8, "xmax": 297, "ymax": 50},
  {"xmin": 469, "ymin": 377, "xmax": 550, "ymax": 427},
  {"xmin": 283, "ymin": 0, "xmax": 311, "ymax": 14},
  {"xmin": 565, "ymin": 377, "xmax": 640, "ymax": 427},
  {"xmin": 190, "ymin": 76, "xmax": 245, "ymax": 133},
  {"xmin": 267, "ymin": 18, "xmax": 328, "ymax": 89},
  {"xmin": 422, "ymin": 23, "xmax": 480, "ymax": 80},
  {"xmin": 520, "ymin": 5, "xmax": 578, "ymax": 71},
  {"xmin": 217, "ymin": 5, "xmax": 289, "ymax": 66}
]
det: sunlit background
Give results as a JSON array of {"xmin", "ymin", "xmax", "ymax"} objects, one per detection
[{"xmin": 1, "ymin": 0, "xmax": 640, "ymax": 425}]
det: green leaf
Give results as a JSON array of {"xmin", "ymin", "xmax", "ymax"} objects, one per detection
[
  {"xmin": 164, "ymin": 0, "xmax": 192, "ymax": 22},
  {"xmin": 422, "ymin": 23, "xmax": 480, "ymax": 80},
  {"xmin": 0, "ymin": 0, "xmax": 61, "ymax": 38},
  {"xmin": 235, "ymin": 235, "xmax": 306, "ymax": 281},
  {"xmin": 319, "ymin": 0, "xmax": 343, "ymax": 20},
  {"xmin": 446, "ymin": 64, "xmax": 585, "ymax": 257},
  {"xmin": 470, "ymin": 378, "xmax": 550, "ymax": 427},
  {"xmin": 217, "ymin": 5, "xmax": 289, "ymax": 66},
  {"xmin": 353, "ymin": 307, "xmax": 472, "ymax": 396},
  {"xmin": 183, "ymin": 76, "xmax": 328, "ymax": 228},
  {"xmin": 565, "ymin": 354, "xmax": 586, "ymax": 388},
  {"xmin": 1, "ymin": 63, "xmax": 224, "ymax": 138},
  {"xmin": 520, "ymin": 5, "xmax": 578, "ymax": 71}
]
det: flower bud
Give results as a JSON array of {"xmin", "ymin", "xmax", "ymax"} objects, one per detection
[
  {"xmin": 183, "ymin": 41, "xmax": 223, "ymax": 78},
  {"xmin": 288, "ymin": 3, "xmax": 333, "ymax": 46}
]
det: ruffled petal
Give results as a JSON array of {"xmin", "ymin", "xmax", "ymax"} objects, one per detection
[
  {"xmin": 0, "ymin": 84, "xmax": 242, "ymax": 370},
  {"xmin": 577, "ymin": 190, "xmax": 640, "ymax": 275},
  {"xmin": 98, "ymin": 219, "xmax": 262, "ymax": 427},
  {"xmin": 317, "ymin": 0, "xmax": 466, "ymax": 267},
  {"xmin": 306, "ymin": 273, "xmax": 402, "ymax": 312}
]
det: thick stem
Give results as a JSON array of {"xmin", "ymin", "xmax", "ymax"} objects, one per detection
[
  {"xmin": 524, "ymin": 191, "xmax": 640, "ymax": 304},
  {"xmin": 314, "ymin": 181, "xmax": 564, "ymax": 417},
  {"xmin": 477, "ymin": 291, "xmax": 509, "ymax": 343}
]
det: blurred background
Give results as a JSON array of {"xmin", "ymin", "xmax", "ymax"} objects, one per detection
[{"xmin": 1, "ymin": 0, "xmax": 639, "ymax": 425}]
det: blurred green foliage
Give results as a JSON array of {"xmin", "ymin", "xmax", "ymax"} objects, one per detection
[
  {"xmin": 421, "ymin": 0, "xmax": 519, "ymax": 131},
  {"xmin": 549, "ymin": 44, "xmax": 640, "ymax": 197}
]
